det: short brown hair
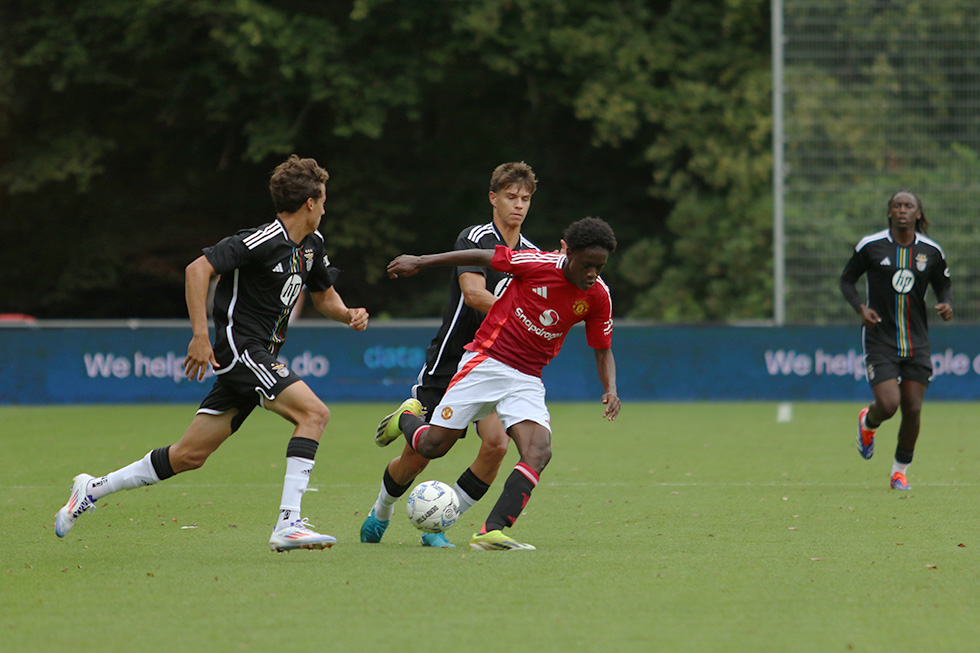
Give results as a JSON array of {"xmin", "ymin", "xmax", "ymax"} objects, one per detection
[
  {"xmin": 489, "ymin": 161, "xmax": 537, "ymax": 195},
  {"xmin": 270, "ymin": 155, "xmax": 329, "ymax": 213}
]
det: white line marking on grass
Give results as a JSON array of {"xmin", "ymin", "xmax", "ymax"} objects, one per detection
[{"xmin": 12, "ymin": 481, "xmax": 980, "ymax": 490}]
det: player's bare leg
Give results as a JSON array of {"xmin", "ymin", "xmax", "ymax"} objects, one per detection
[
  {"xmin": 867, "ymin": 379, "xmax": 901, "ymax": 428},
  {"xmin": 361, "ymin": 444, "xmax": 430, "ymax": 543},
  {"xmin": 56, "ymin": 412, "xmax": 236, "ymax": 538},
  {"xmin": 468, "ymin": 413, "xmax": 509, "ymax": 486},
  {"xmin": 890, "ymin": 381, "xmax": 926, "ymax": 491},
  {"xmin": 470, "ymin": 420, "xmax": 549, "ymax": 551},
  {"xmin": 169, "ymin": 412, "xmax": 238, "ymax": 472},
  {"xmin": 265, "ymin": 383, "xmax": 336, "ymax": 551},
  {"xmin": 857, "ymin": 379, "xmax": 900, "ymax": 459}
]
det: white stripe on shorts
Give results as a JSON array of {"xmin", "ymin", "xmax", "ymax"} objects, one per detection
[{"xmin": 242, "ymin": 349, "xmax": 276, "ymax": 390}]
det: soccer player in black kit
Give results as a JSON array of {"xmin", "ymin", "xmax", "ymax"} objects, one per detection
[
  {"xmin": 840, "ymin": 190, "xmax": 952, "ymax": 491},
  {"xmin": 55, "ymin": 155, "xmax": 370, "ymax": 551},
  {"xmin": 360, "ymin": 162, "xmax": 539, "ymax": 548}
]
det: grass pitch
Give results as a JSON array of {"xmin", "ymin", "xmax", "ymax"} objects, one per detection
[{"xmin": 2, "ymin": 401, "xmax": 979, "ymax": 652}]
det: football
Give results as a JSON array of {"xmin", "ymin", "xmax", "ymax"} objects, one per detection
[{"xmin": 406, "ymin": 480, "xmax": 460, "ymax": 533}]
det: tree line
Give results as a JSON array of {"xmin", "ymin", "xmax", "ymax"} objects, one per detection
[{"xmin": 0, "ymin": 0, "xmax": 772, "ymax": 321}]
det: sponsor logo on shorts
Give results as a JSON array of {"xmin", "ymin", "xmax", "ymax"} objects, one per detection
[
  {"xmin": 271, "ymin": 361, "xmax": 290, "ymax": 378},
  {"xmin": 441, "ymin": 406, "xmax": 454, "ymax": 420},
  {"xmin": 866, "ymin": 362, "xmax": 875, "ymax": 381},
  {"xmin": 514, "ymin": 307, "xmax": 564, "ymax": 340}
]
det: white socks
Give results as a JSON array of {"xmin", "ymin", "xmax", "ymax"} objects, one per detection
[
  {"xmin": 87, "ymin": 452, "xmax": 160, "ymax": 500},
  {"xmin": 371, "ymin": 483, "xmax": 400, "ymax": 521},
  {"xmin": 453, "ymin": 483, "xmax": 477, "ymax": 515},
  {"xmin": 278, "ymin": 456, "xmax": 314, "ymax": 529},
  {"xmin": 891, "ymin": 460, "xmax": 910, "ymax": 476},
  {"xmin": 85, "ymin": 450, "xmax": 316, "ymax": 531}
]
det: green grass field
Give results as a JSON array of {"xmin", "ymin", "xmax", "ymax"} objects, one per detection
[{"xmin": 2, "ymin": 401, "xmax": 979, "ymax": 652}]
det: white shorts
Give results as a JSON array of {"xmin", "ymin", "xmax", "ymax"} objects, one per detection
[{"xmin": 430, "ymin": 351, "xmax": 551, "ymax": 432}]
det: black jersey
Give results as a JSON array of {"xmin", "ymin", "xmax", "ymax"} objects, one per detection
[
  {"xmin": 840, "ymin": 228, "xmax": 952, "ymax": 357},
  {"xmin": 419, "ymin": 222, "xmax": 538, "ymax": 386},
  {"xmin": 203, "ymin": 218, "xmax": 336, "ymax": 368}
]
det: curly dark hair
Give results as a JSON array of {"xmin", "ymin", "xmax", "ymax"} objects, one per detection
[
  {"xmin": 270, "ymin": 155, "xmax": 329, "ymax": 213},
  {"xmin": 563, "ymin": 217, "xmax": 617, "ymax": 253}
]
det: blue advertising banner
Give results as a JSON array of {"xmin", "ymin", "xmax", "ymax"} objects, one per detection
[{"xmin": 0, "ymin": 322, "xmax": 977, "ymax": 404}]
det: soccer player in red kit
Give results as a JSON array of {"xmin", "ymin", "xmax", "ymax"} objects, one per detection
[{"xmin": 380, "ymin": 217, "xmax": 620, "ymax": 550}]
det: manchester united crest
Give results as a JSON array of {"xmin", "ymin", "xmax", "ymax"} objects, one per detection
[
  {"xmin": 441, "ymin": 406, "xmax": 454, "ymax": 420},
  {"xmin": 572, "ymin": 299, "xmax": 589, "ymax": 315}
]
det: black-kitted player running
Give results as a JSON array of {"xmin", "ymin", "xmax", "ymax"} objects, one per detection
[
  {"xmin": 840, "ymin": 189, "xmax": 952, "ymax": 491},
  {"xmin": 55, "ymin": 155, "xmax": 369, "ymax": 551}
]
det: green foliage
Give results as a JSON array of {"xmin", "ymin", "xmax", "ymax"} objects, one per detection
[
  {"xmin": 781, "ymin": 0, "xmax": 980, "ymax": 324},
  {"xmin": 609, "ymin": 1, "xmax": 774, "ymax": 321},
  {"xmin": 0, "ymin": 0, "xmax": 775, "ymax": 321}
]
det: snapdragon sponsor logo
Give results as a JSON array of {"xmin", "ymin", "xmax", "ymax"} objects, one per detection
[
  {"xmin": 764, "ymin": 348, "xmax": 980, "ymax": 380},
  {"xmin": 514, "ymin": 307, "xmax": 564, "ymax": 340},
  {"xmin": 83, "ymin": 350, "xmax": 331, "ymax": 382}
]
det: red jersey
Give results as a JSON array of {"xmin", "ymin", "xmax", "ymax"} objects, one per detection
[{"xmin": 464, "ymin": 246, "xmax": 613, "ymax": 377}]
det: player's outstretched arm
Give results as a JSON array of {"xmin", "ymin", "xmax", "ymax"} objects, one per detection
[
  {"xmin": 459, "ymin": 272, "xmax": 497, "ymax": 314},
  {"xmin": 594, "ymin": 348, "xmax": 620, "ymax": 421},
  {"xmin": 388, "ymin": 249, "xmax": 494, "ymax": 279},
  {"xmin": 184, "ymin": 255, "xmax": 218, "ymax": 380},
  {"xmin": 310, "ymin": 287, "xmax": 369, "ymax": 331}
]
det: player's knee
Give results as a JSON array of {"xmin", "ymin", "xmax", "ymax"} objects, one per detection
[
  {"xmin": 899, "ymin": 397, "xmax": 923, "ymax": 415},
  {"xmin": 523, "ymin": 441, "xmax": 552, "ymax": 472},
  {"xmin": 301, "ymin": 401, "xmax": 330, "ymax": 433},
  {"xmin": 478, "ymin": 438, "xmax": 509, "ymax": 466},
  {"xmin": 899, "ymin": 405, "xmax": 922, "ymax": 423},
  {"xmin": 416, "ymin": 440, "xmax": 450, "ymax": 460},
  {"xmin": 876, "ymin": 402, "xmax": 899, "ymax": 420}
]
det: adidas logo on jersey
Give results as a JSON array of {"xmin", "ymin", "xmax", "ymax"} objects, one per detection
[
  {"xmin": 273, "ymin": 263, "xmax": 284, "ymax": 273},
  {"xmin": 880, "ymin": 257, "xmax": 891, "ymax": 266},
  {"xmin": 532, "ymin": 286, "xmax": 548, "ymax": 298}
]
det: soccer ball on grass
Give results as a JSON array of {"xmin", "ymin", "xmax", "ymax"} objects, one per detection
[{"xmin": 406, "ymin": 480, "xmax": 459, "ymax": 533}]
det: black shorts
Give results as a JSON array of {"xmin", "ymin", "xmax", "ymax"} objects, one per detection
[
  {"xmin": 412, "ymin": 375, "xmax": 471, "ymax": 438},
  {"xmin": 864, "ymin": 347, "xmax": 933, "ymax": 388},
  {"xmin": 197, "ymin": 345, "xmax": 302, "ymax": 433}
]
